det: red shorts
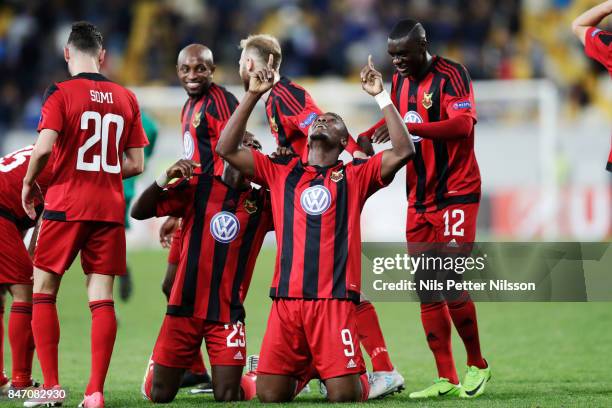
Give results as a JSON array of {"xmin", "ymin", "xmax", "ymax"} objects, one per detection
[
  {"xmin": 167, "ymin": 228, "xmax": 182, "ymax": 265},
  {"xmin": 258, "ymin": 298, "xmax": 365, "ymax": 381},
  {"xmin": 0, "ymin": 217, "xmax": 32, "ymax": 285},
  {"xmin": 152, "ymin": 315, "xmax": 247, "ymax": 368},
  {"xmin": 34, "ymin": 220, "xmax": 126, "ymax": 275},
  {"xmin": 406, "ymin": 203, "xmax": 479, "ymax": 244}
]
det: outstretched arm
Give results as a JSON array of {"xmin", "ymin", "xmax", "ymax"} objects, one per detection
[
  {"xmin": 216, "ymin": 54, "xmax": 277, "ymax": 178},
  {"xmin": 360, "ymin": 56, "xmax": 415, "ymax": 182},
  {"xmin": 572, "ymin": 0, "xmax": 612, "ymax": 44}
]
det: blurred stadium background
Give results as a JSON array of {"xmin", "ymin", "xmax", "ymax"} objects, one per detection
[{"xmin": 1, "ymin": 0, "xmax": 611, "ymax": 243}]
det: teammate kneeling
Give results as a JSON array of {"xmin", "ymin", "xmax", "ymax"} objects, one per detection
[
  {"xmin": 132, "ymin": 132, "xmax": 272, "ymax": 402},
  {"xmin": 216, "ymin": 55, "xmax": 414, "ymax": 403}
]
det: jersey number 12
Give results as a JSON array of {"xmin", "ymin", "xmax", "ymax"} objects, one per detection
[{"xmin": 77, "ymin": 111, "xmax": 124, "ymax": 173}]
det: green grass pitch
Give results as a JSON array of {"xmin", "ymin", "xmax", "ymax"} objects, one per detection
[{"xmin": 2, "ymin": 248, "xmax": 611, "ymax": 407}]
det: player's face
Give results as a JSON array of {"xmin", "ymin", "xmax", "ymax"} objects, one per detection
[
  {"xmin": 238, "ymin": 49, "xmax": 251, "ymax": 91},
  {"xmin": 177, "ymin": 55, "xmax": 214, "ymax": 98},
  {"xmin": 242, "ymin": 131, "xmax": 262, "ymax": 151},
  {"xmin": 387, "ymin": 37, "xmax": 427, "ymax": 78},
  {"xmin": 309, "ymin": 113, "xmax": 348, "ymax": 148}
]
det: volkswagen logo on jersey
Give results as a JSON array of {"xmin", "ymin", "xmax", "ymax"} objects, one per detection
[
  {"xmin": 183, "ymin": 131, "xmax": 195, "ymax": 159},
  {"xmin": 300, "ymin": 185, "xmax": 332, "ymax": 216},
  {"xmin": 403, "ymin": 111, "xmax": 423, "ymax": 142},
  {"xmin": 210, "ymin": 211, "xmax": 240, "ymax": 243}
]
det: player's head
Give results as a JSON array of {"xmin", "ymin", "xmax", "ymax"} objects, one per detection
[
  {"xmin": 64, "ymin": 21, "xmax": 105, "ymax": 75},
  {"xmin": 308, "ymin": 113, "xmax": 348, "ymax": 153},
  {"xmin": 242, "ymin": 130, "xmax": 262, "ymax": 151},
  {"xmin": 223, "ymin": 130, "xmax": 261, "ymax": 186},
  {"xmin": 238, "ymin": 34, "xmax": 282, "ymax": 91},
  {"xmin": 387, "ymin": 19, "xmax": 428, "ymax": 78},
  {"xmin": 176, "ymin": 44, "xmax": 215, "ymax": 98}
]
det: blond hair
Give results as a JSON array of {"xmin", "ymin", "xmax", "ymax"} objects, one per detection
[{"xmin": 239, "ymin": 34, "xmax": 282, "ymax": 70}]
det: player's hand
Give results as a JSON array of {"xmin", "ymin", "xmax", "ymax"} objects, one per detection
[
  {"xmin": 248, "ymin": 54, "xmax": 276, "ymax": 95},
  {"xmin": 166, "ymin": 159, "xmax": 200, "ymax": 180},
  {"xmin": 21, "ymin": 181, "xmax": 43, "ymax": 220},
  {"xmin": 159, "ymin": 216, "xmax": 179, "ymax": 249},
  {"xmin": 353, "ymin": 150, "xmax": 369, "ymax": 159},
  {"xmin": 372, "ymin": 124, "xmax": 390, "ymax": 144},
  {"xmin": 269, "ymin": 146, "xmax": 296, "ymax": 159},
  {"xmin": 360, "ymin": 55, "xmax": 384, "ymax": 96}
]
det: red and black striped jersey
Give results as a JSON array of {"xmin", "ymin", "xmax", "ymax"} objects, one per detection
[
  {"xmin": 391, "ymin": 56, "xmax": 481, "ymax": 213},
  {"xmin": 156, "ymin": 173, "xmax": 273, "ymax": 323},
  {"xmin": 584, "ymin": 27, "xmax": 612, "ymax": 172},
  {"xmin": 265, "ymin": 76, "xmax": 361, "ymax": 156},
  {"xmin": 0, "ymin": 145, "xmax": 54, "ymax": 230},
  {"xmin": 181, "ymin": 83, "xmax": 239, "ymax": 176},
  {"xmin": 251, "ymin": 149, "xmax": 388, "ymax": 302}
]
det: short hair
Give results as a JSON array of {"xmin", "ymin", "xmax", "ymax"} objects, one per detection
[
  {"xmin": 67, "ymin": 21, "xmax": 103, "ymax": 55},
  {"xmin": 239, "ymin": 34, "xmax": 282, "ymax": 70},
  {"xmin": 389, "ymin": 19, "xmax": 424, "ymax": 40}
]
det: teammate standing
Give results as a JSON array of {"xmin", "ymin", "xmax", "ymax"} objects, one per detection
[
  {"xmin": 360, "ymin": 19, "xmax": 490, "ymax": 399},
  {"xmin": 133, "ymin": 132, "xmax": 272, "ymax": 402},
  {"xmin": 21, "ymin": 22, "xmax": 148, "ymax": 408},
  {"xmin": 572, "ymin": 0, "xmax": 612, "ymax": 172},
  {"xmin": 237, "ymin": 34, "xmax": 403, "ymax": 398},
  {"xmin": 0, "ymin": 145, "xmax": 53, "ymax": 393},
  {"xmin": 217, "ymin": 54, "xmax": 414, "ymax": 403}
]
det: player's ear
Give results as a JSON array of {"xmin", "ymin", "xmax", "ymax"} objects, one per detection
[
  {"xmin": 63, "ymin": 46, "xmax": 70, "ymax": 63},
  {"xmin": 210, "ymin": 63, "xmax": 216, "ymax": 75},
  {"xmin": 246, "ymin": 57, "xmax": 254, "ymax": 72},
  {"xmin": 98, "ymin": 48, "xmax": 106, "ymax": 67}
]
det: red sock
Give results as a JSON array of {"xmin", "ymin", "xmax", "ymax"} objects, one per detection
[
  {"xmin": 359, "ymin": 372, "xmax": 370, "ymax": 401},
  {"xmin": 240, "ymin": 373, "xmax": 257, "ymax": 401},
  {"xmin": 32, "ymin": 293, "xmax": 60, "ymax": 387},
  {"xmin": 86, "ymin": 300, "xmax": 117, "ymax": 395},
  {"xmin": 420, "ymin": 302, "xmax": 458, "ymax": 384},
  {"xmin": 0, "ymin": 304, "xmax": 6, "ymax": 384},
  {"xmin": 447, "ymin": 293, "xmax": 486, "ymax": 369},
  {"xmin": 9, "ymin": 302, "xmax": 35, "ymax": 387},
  {"xmin": 189, "ymin": 350, "xmax": 207, "ymax": 375},
  {"xmin": 356, "ymin": 301, "xmax": 393, "ymax": 372}
]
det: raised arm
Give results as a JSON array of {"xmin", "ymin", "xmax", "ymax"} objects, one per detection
[
  {"xmin": 360, "ymin": 56, "xmax": 415, "ymax": 182},
  {"xmin": 216, "ymin": 54, "xmax": 277, "ymax": 178},
  {"xmin": 572, "ymin": 0, "xmax": 612, "ymax": 44},
  {"xmin": 22, "ymin": 129, "xmax": 57, "ymax": 219}
]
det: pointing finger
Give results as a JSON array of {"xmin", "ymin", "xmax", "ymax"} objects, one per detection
[{"xmin": 368, "ymin": 54, "xmax": 374, "ymax": 69}]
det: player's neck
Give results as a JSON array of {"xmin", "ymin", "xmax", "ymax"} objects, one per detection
[
  {"xmin": 307, "ymin": 142, "xmax": 340, "ymax": 167},
  {"xmin": 69, "ymin": 59, "xmax": 100, "ymax": 77}
]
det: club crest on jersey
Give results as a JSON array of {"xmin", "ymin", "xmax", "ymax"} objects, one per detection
[
  {"xmin": 270, "ymin": 116, "xmax": 279, "ymax": 133},
  {"xmin": 183, "ymin": 131, "xmax": 195, "ymax": 159},
  {"xmin": 403, "ymin": 111, "xmax": 423, "ymax": 142},
  {"xmin": 210, "ymin": 211, "xmax": 240, "ymax": 243},
  {"xmin": 192, "ymin": 111, "xmax": 202, "ymax": 128},
  {"xmin": 422, "ymin": 92, "xmax": 433, "ymax": 109},
  {"xmin": 244, "ymin": 199, "xmax": 258, "ymax": 214},
  {"xmin": 299, "ymin": 112, "xmax": 318, "ymax": 129},
  {"xmin": 330, "ymin": 170, "xmax": 344, "ymax": 183},
  {"xmin": 300, "ymin": 185, "xmax": 331, "ymax": 216}
]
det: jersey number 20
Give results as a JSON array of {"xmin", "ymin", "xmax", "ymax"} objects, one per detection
[{"xmin": 77, "ymin": 111, "xmax": 124, "ymax": 173}]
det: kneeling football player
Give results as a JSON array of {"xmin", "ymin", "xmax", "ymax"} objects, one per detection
[{"xmin": 131, "ymin": 132, "xmax": 273, "ymax": 402}]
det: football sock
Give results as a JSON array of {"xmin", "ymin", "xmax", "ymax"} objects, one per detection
[
  {"xmin": 190, "ymin": 350, "xmax": 207, "ymax": 375},
  {"xmin": 240, "ymin": 373, "xmax": 257, "ymax": 400},
  {"xmin": 420, "ymin": 302, "xmax": 459, "ymax": 384},
  {"xmin": 447, "ymin": 293, "xmax": 486, "ymax": 369},
  {"xmin": 9, "ymin": 302, "xmax": 35, "ymax": 387},
  {"xmin": 86, "ymin": 300, "xmax": 117, "ymax": 394},
  {"xmin": 359, "ymin": 372, "xmax": 371, "ymax": 401},
  {"xmin": 0, "ymin": 304, "xmax": 6, "ymax": 383},
  {"xmin": 32, "ymin": 293, "xmax": 60, "ymax": 387},
  {"xmin": 356, "ymin": 301, "xmax": 393, "ymax": 372}
]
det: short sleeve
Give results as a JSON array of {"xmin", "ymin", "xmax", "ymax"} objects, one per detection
[
  {"xmin": 38, "ymin": 84, "xmax": 64, "ymax": 133},
  {"xmin": 156, "ymin": 182, "xmax": 194, "ymax": 217},
  {"xmin": 126, "ymin": 95, "xmax": 149, "ymax": 148},
  {"xmin": 585, "ymin": 27, "xmax": 612, "ymax": 70},
  {"xmin": 284, "ymin": 97, "xmax": 322, "ymax": 139},
  {"xmin": 251, "ymin": 148, "xmax": 283, "ymax": 188},
  {"xmin": 349, "ymin": 151, "xmax": 388, "ymax": 202},
  {"xmin": 441, "ymin": 64, "xmax": 477, "ymax": 122}
]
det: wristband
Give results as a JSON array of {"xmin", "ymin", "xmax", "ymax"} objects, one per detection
[
  {"xmin": 155, "ymin": 171, "xmax": 170, "ymax": 188},
  {"xmin": 374, "ymin": 90, "xmax": 392, "ymax": 109}
]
